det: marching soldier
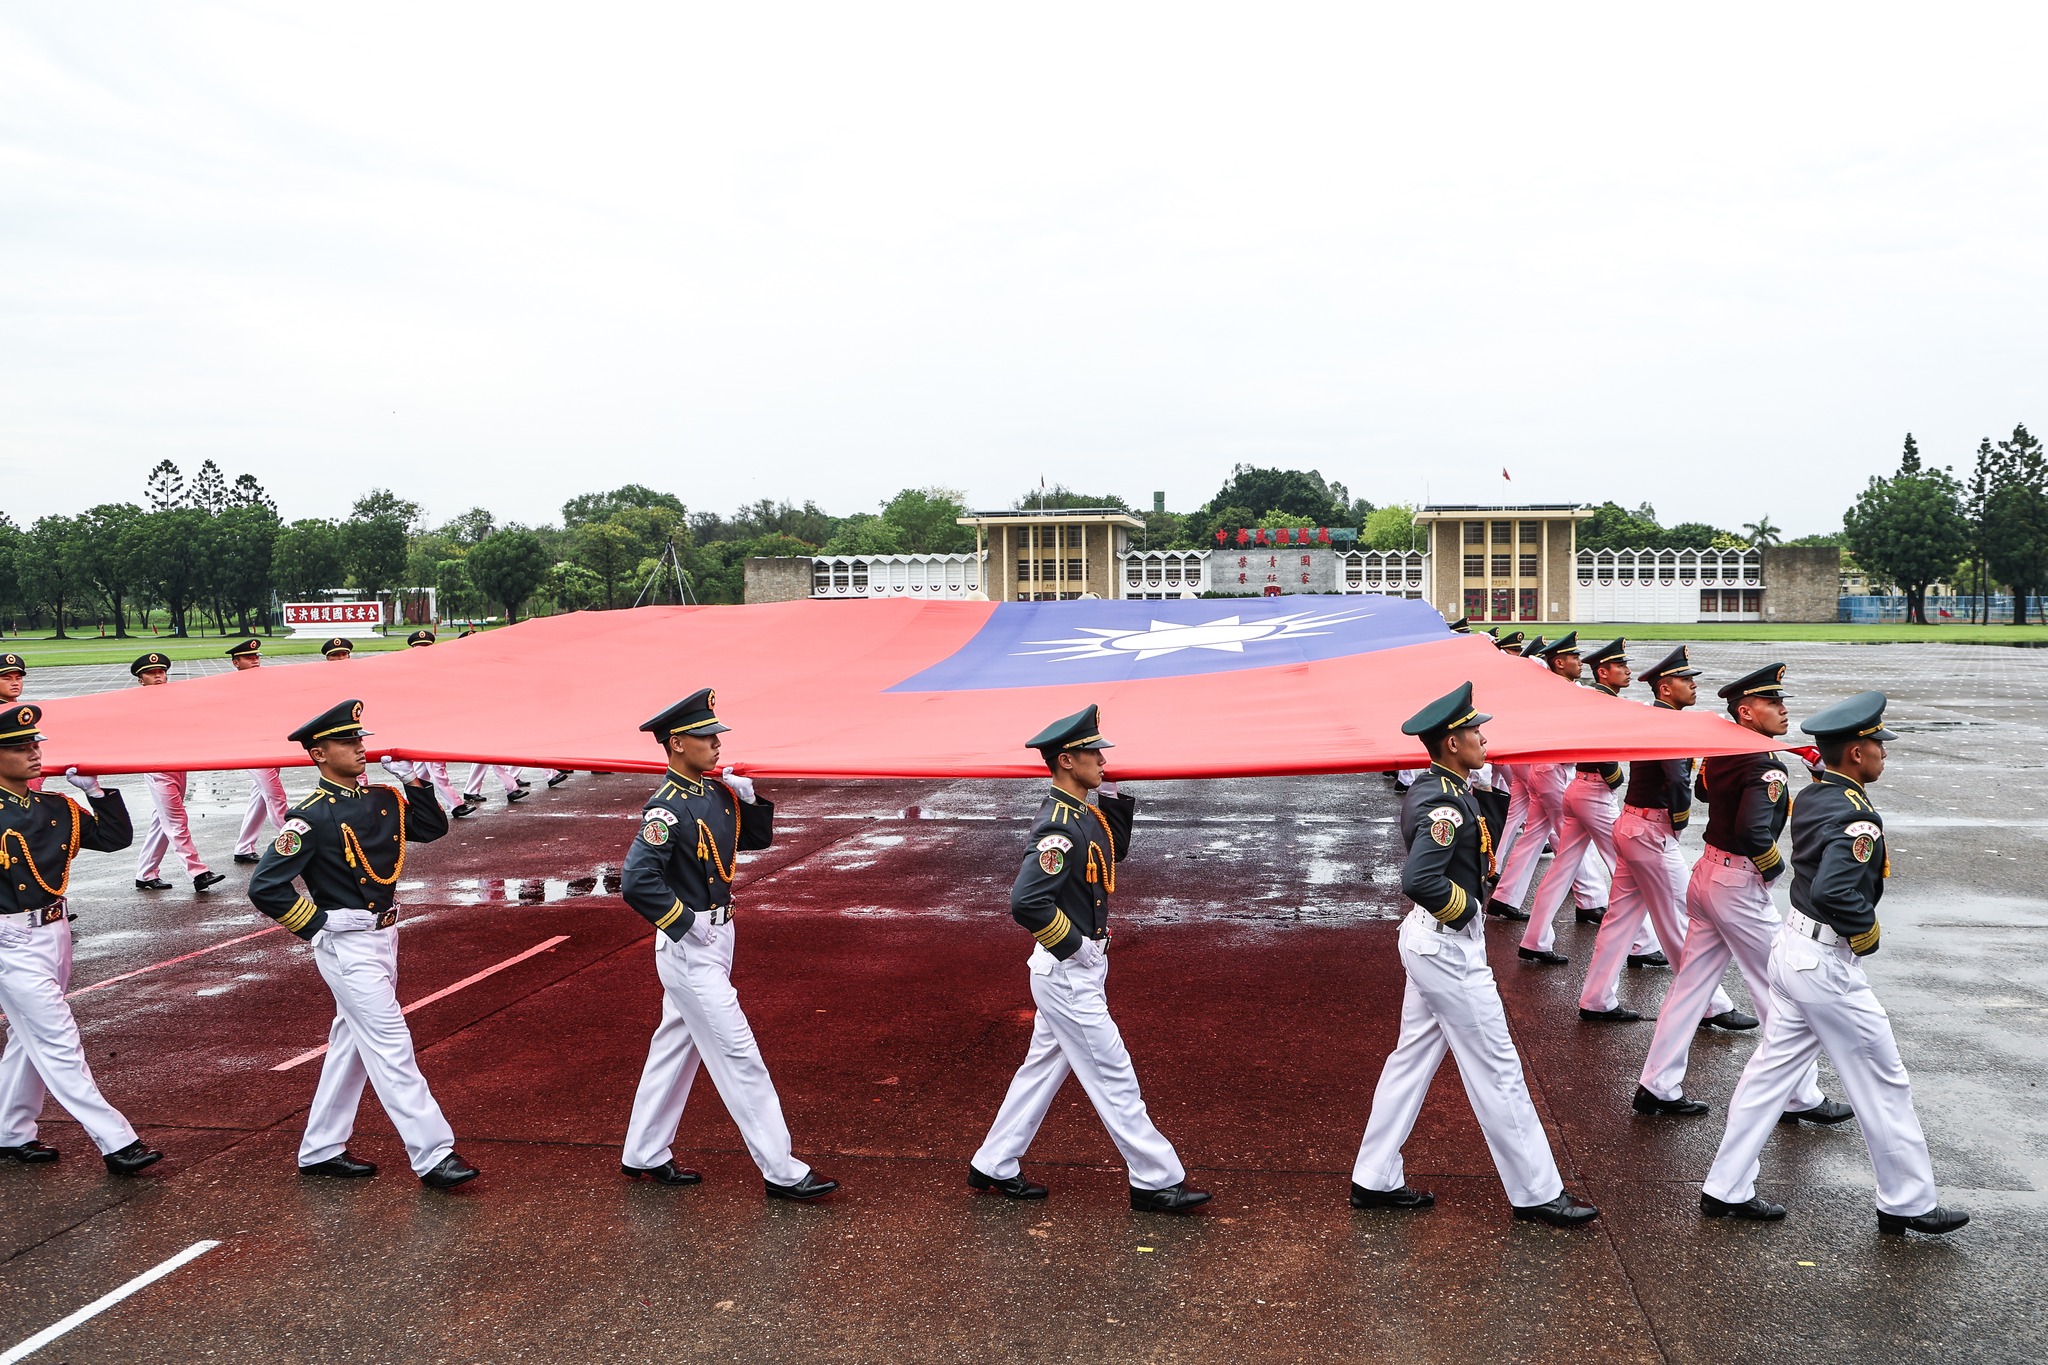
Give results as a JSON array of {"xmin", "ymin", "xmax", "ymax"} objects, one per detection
[
  {"xmin": 619, "ymin": 689, "xmax": 835, "ymax": 1200},
  {"xmin": 1577, "ymin": 647, "xmax": 1741, "ymax": 1025},
  {"xmin": 247, "ymin": 699, "xmax": 476, "ymax": 1189},
  {"xmin": 1349, "ymin": 684, "xmax": 1595, "ymax": 1227},
  {"xmin": 1494, "ymin": 633, "xmax": 1609, "ymax": 952},
  {"xmin": 321, "ymin": 638, "xmax": 353, "ymax": 661},
  {"xmin": 130, "ymin": 654, "xmax": 224, "ymax": 895},
  {"xmin": 227, "ymin": 639, "xmax": 290, "ymax": 866},
  {"xmin": 1699, "ymin": 693, "xmax": 1967, "ymax": 1235},
  {"xmin": 1524, "ymin": 638, "xmax": 1633, "ymax": 945},
  {"xmin": 394, "ymin": 631, "xmax": 474, "ymax": 816},
  {"xmin": 1633, "ymin": 664, "xmax": 1851, "ymax": 1122},
  {"xmin": 970, "ymin": 705, "xmax": 1207, "ymax": 1212},
  {"xmin": 0, "ymin": 704, "xmax": 162, "ymax": 1175}
]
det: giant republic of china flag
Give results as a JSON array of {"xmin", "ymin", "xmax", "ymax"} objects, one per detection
[{"xmin": 37, "ymin": 598, "xmax": 1777, "ymax": 778}]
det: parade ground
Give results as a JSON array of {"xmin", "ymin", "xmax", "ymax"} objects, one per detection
[{"xmin": 2, "ymin": 642, "xmax": 2044, "ymax": 1364}]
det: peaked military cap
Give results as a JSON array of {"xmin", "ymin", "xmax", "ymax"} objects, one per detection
[
  {"xmin": 1718, "ymin": 662, "xmax": 1789, "ymax": 702},
  {"xmin": 1446, "ymin": 615, "xmax": 1472, "ymax": 633},
  {"xmin": 1026, "ymin": 704, "xmax": 1113, "ymax": 753},
  {"xmin": 129, "ymin": 651, "xmax": 170, "ymax": 677},
  {"xmin": 1538, "ymin": 631, "xmax": 1580, "ymax": 659},
  {"xmin": 1639, "ymin": 645, "xmax": 1702, "ymax": 683},
  {"xmin": 405, "ymin": 629, "xmax": 436, "ymax": 648},
  {"xmin": 321, "ymin": 638, "xmax": 354, "ymax": 658},
  {"xmin": 289, "ymin": 699, "xmax": 371, "ymax": 747},
  {"xmin": 457, "ymin": 628, "xmax": 478, "ymax": 639},
  {"xmin": 0, "ymin": 703, "xmax": 44, "ymax": 747},
  {"xmin": 1493, "ymin": 629, "xmax": 1526, "ymax": 651},
  {"xmin": 1402, "ymin": 682, "xmax": 1490, "ymax": 738},
  {"xmin": 0, "ymin": 653, "xmax": 25, "ymax": 677},
  {"xmin": 1583, "ymin": 637, "xmax": 1628, "ymax": 668},
  {"xmin": 225, "ymin": 639, "xmax": 262, "ymax": 659},
  {"xmin": 1519, "ymin": 635, "xmax": 1548, "ymax": 658},
  {"xmin": 641, "ymin": 687, "xmax": 730, "ymax": 740},
  {"xmin": 1801, "ymin": 690, "xmax": 1897, "ymax": 743}
]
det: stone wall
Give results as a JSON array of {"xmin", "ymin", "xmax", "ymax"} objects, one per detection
[
  {"xmin": 743, "ymin": 557, "xmax": 814, "ymax": 604},
  {"xmin": 1761, "ymin": 546, "xmax": 1841, "ymax": 622}
]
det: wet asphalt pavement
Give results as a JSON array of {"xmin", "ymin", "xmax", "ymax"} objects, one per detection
[{"xmin": 1, "ymin": 642, "xmax": 2043, "ymax": 1363}]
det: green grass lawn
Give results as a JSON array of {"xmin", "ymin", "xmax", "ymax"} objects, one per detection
[
  {"xmin": 0, "ymin": 631, "xmax": 413, "ymax": 669},
  {"xmin": 1541, "ymin": 622, "xmax": 2046, "ymax": 644}
]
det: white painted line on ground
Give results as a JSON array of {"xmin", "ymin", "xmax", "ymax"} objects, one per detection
[
  {"xmin": 270, "ymin": 935, "xmax": 571, "ymax": 1071},
  {"xmin": 67, "ymin": 926, "xmax": 284, "ymax": 1000},
  {"xmin": 1, "ymin": 1239, "xmax": 221, "ymax": 1365}
]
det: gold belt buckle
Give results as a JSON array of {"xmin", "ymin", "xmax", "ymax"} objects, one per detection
[{"xmin": 35, "ymin": 904, "xmax": 64, "ymax": 927}]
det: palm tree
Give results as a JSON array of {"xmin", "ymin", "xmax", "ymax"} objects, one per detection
[{"xmin": 1741, "ymin": 516, "xmax": 1782, "ymax": 547}]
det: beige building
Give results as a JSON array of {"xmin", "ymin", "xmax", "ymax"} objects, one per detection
[
  {"xmin": 957, "ymin": 508, "xmax": 1147, "ymax": 602},
  {"xmin": 1416, "ymin": 504, "xmax": 1592, "ymax": 626}
]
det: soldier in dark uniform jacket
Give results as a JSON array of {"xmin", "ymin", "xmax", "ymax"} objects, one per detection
[
  {"xmin": 248, "ymin": 699, "xmax": 474, "ymax": 1189},
  {"xmin": 1350, "ymin": 683, "xmax": 1597, "ymax": 1227},
  {"xmin": 618, "ymin": 688, "xmax": 835, "ymax": 1201},
  {"xmin": 0, "ymin": 704, "xmax": 161, "ymax": 1175},
  {"xmin": 970, "ymin": 705, "xmax": 1209, "ymax": 1214},
  {"xmin": 1702, "ymin": 692, "xmax": 1967, "ymax": 1235}
]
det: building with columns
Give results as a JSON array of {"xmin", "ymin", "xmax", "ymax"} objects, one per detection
[
  {"xmin": 1416, "ymin": 504, "xmax": 1591, "ymax": 626},
  {"xmin": 956, "ymin": 507, "xmax": 1148, "ymax": 602}
]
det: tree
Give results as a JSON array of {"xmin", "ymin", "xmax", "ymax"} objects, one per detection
[
  {"xmin": 571, "ymin": 519, "xmax": 643, "ymax": 610},
  {"xmin": 128, "ymin": 509, "xmax": 215, "ymax": 636},
  {"xmin": 1843, "ymin": 434, "xmax": 1971, "ymax": 625},
  {"xmin": 228, "ymin": 473, "xmax": 278, "ymax": 515},
  {"xmin": 562, "ymin": 485, "xmax": 685, "ymax": 528},
  {"xmin": 465, "ymin": 528, "xmax": 548, "ymax": 622},
  {"xmin": 1198, "ymin": 466, "xmax": 1357, "ymax": 538},
  {"xmin": 16, "ymin": 516, "xmax": 82, "ymax": 636},
  {"xmin": 71, "ymin": 503, "xmax": 145, "ymax": 634},
  {"xmin": 351, "ymin": 489, "xmax": 425, "ymax": 533},
  {"xmin": 439, "ymin": 507, "xmax": 496, "ymax": 546},
  {"xmin": 821, "ymin": 514, "xmax": 904, "ymax": 555},
  {"xmin": 189, "ymin": 459, "xmax": 228, "ymax": 515},
  {"xmin": 435, "ymin": 558, "xmax": 479, "ymax": 618},
  {"xmin": 541, "ymin": 561, "xmax": 602, "ymax": 613},
  {"xmin": 1964, "ymin": 437, "xmax": 1997, "ymax": 624},
  {"xmin": 1660, "ymin": 521, "xmax": 1729, "ymax": 549},
  {"xmin": 1740, "ymin": 516, "xmax": 1782, "ymax": 547},
  {"xmin": 877, "ymin": 487, "xmax": 975, "ymax": 553},
  {"xmin": 1362, "ymin": 504, "xmax": 1419, "ymax": 551},
  {"xmin": 211, "ymin": 504, "xmax": 282, "ymax": 633},
  {"xmin": 1984, "ymin": 424, "xmax": 2048, "ymax": 624},
  {"xmin": 144, "ymin": 459, "xmax": 185, "ymax": 512},
  {"xmin": 273, "ymin": 519, "xmax": 347, "ymax": 601},
  {"xmin": 343, "ymin": 515, "xmax": 409, "ymax": 626},
  {"xmin": 1574, "ymin": 501, "xmax": 1660, "ymax": 550},
  {"xmin": 1010, "ymin": 484, "xmax": 1130, "ymax": 511},
  {"xmin": 726, "ymin": 499, "xmax": 836, "ymax": 545},
  {"xmin": 0, "ymin": 515, "xmax": 21, "ymax": 627}
]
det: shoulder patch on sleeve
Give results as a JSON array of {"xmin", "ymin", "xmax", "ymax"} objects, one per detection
[
  {"xmin": 1036, "ymin": 833, "xmax": 1073, "ymax": 854},
  {"xmin": 1426, "ymin": 805, "xmax": 1464, "ymax": 827},
  {"xmin": 643, "ymin": 806, "xmax": 680, "ymax": 825},
  {"xmin": 1761, "ymin": 767, "xmax": 1786, "ymax": 801},
  {"xmin": 1845, "ymin": 819, "xmax": 1881, "ymax": 861},
  {"xmin": 1038, "ymin": 843, "xmax": 1066, "ymax": 875},
  {"xmin": 1426, "ymin": 805, "xmax": 1462, "ymax": 846}
]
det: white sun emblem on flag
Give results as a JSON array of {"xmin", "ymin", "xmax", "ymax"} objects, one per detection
[{"xmin": 1014, "ymin": 608, "xmax": 1379, "ymax": 663}]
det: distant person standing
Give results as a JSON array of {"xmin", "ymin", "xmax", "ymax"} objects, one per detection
[
  {"xmin": 131, "ymin": 653, "xmax": 224, "ymax": 895},
  {"xmin": 396, "ymin": 631, "xmax": 475, "ymax": 816},
  {"xmin": 227, "ymin": 639, "xmax": 290, "ymax": 867}
]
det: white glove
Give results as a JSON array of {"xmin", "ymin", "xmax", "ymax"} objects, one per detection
[
  {"xmin": 323, "ymin": 908, "xmax": 380, "ymax": 933},
  {"xmin": 721, "ymin": 773, "xmax": 756, "ymax": 804},
  {"xmin": 380, "ymin": 757, "xmax": 423, "ymax": 783},
  {"xmin": 63, "ymin": 767, "xmax": 104, "ymax": 797}
]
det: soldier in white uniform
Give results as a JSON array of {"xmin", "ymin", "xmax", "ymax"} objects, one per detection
[
  {"xmin": 399, "ymin": 631, "xmax": 482, "ymax": 816},
  {"xmin": 971, "ymin": 705, "xmax": 1208, "ymax": 1213},
  {"xmin": 226, "ymin": 639, "xmax": 290, "ymax": 866},
  {"xmin": 1349, "ymin": 682, "xmax": 1597, "ymax": 1228},
  {"xmin": 1699, "ymin": 692, "xmax": 1968, "ymax": 1236},
  {"xmin": 1496, "ymin": 634, "xmax": 1610, "ymax": 956},
  {"xmin": 130, "ymin": 654, "xmax": 225, "ymax": 895}
]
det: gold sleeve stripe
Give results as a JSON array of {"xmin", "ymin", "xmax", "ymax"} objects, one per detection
[
  {"xmin": 1432, "ymin": 884, "xmax": 1468, "ymax": 924},
  {"xmin": 1032, "ymin": 911, "xmax": 1074, "ymax": 948},
  {"xmin": 654, "ymin": 900, "xmax": 685, "ymax": 931},
  {"xmin": 279, "ymin": 897, "xmax": 318, "ymax": 933},
  {"xmin": 1752, "ymin": 846, "xmax": 1781, "ymax": 871},
  {"xmin": 1849, "ymin": 925, "xmax": 1880, "ymax": 953}
]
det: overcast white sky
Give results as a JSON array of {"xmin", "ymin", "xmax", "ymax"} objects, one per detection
[{"xmin": 4, "ymin": 2, "xmax": 2046, "ymax": 537}]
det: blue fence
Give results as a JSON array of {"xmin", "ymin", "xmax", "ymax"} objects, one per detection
[{"xmin": 1839, "ymin": 595, "xmax": 2045, "ymax": 624}]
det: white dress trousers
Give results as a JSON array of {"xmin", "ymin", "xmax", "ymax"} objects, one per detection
[
  {"xmin": 137, "ymin": 771, "xmax": 208, "ymax": 881},
  {"xmin": 420, "ymin": 762, "xmax": 467, "ymax": 814},
  {"xmin": 1638, "ymin": 848, "xmax": 1824, "ymax": 1110},
  {"xmin": 972, "ymin": 941, "xmax": 1186, "ymax": 1192},
  {"xmin": 1702, "ymin": 924, "xmax": 1939, "ymax": 1216},
  {"xmin": 1529, "ymin": 774, "xmax": 1630, "ymax": 938},
  {"xmin": 1581, "ymin": 809, "xmax": 1733, "ymax": 1015},
  {"xmin": 1502, "ymin": 764, "xmax": 1610, "ymax": 948},
  {"xmin": 234, "ymin": 769, "xmax": 290, "ymax": 858},
  {"xmin": 299, "ymin": 922, "xmax": 456, "ymax": 1176},
  {"xmin": 0, "ymin": 909, "xmax": 140, "ymax": 1154},
  {"xmin": 463, "ymin": 764, "xmax": 522, "ymax": 800},
  {"xmin": 622, "ymin": 920, "xmax": 810, "ymax": 1186},
  {"xmin": 1352, "ymin": 909, "xmax": 1565, "ymax": 1207}
]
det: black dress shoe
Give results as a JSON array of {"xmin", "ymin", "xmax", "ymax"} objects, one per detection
[
  {"xmin": 300, "ymin": 1151, "xmax": 378, "ymax": 1178},
  {"xmin": 135, "ymin": 878, "xmax": 173, "ymax": 891},
  {"xmin": 1627, "ymin": 951, "xmax": 1669, "ymax": 969},
  {"xmin": 1130, "ymin": 1182, "xmax": 1212, "ymax": 1214},
  {"xmin": 1349, "ymin": 1182, "xmax": 1434, "ymax": 1210},
  {"xmin": 1699, "ymin": 1010, "xmax": 1759, "ymax": 1031},
  {"xmin": 1632, "ymin": 1084, "xmax": 1709, "ymax": 1116},
  {"xmin": 1701, "ymin": 1192, "xmax": 1786, "ymax": 1221},
  {"xmin": 507, "ymin": 789, "xmax": 529, "ymax": 803},
  {"xmin": 1512, "ymin": 1192, "xmax": 1599, "ymax": 1227},
  {"xmin": 1779, "ymin": 1098, "xmax": 1855, "ymax": 1126},
  {"xmin": 516, "ymin": 779, "xmax": 532, "ymax": 788},
  {"xmin": 765, "ymin": 1171, "xmax": 839, "ymax": 1201},
  {"xmin": 1486, "ymin": 899, "xmax": 1531, "ymax": 922},
  {"xmin": 969, "ymin": 1164, "xmax": 1048, "ymax": 1200},
  {"xmin": 547, "ymin": 772, "xmax": 570, "ymax": 787},
  {"xmin": 623, "ymin": 1161, "xmax": 702, "ymax": 1185},
  {"xmin": 1579, "ymin": 1006, "xmax": 1642, "ymax": 1023},
  {"xmin": 419, "ymin": 1152, "xmax": 479, "ymax": 1189},
  {"xmin": 232, "ymin": 853, "xmax": 262, "ymax": 865},
  {"xmin": 193, "ymin": 870, "xmax": 225, "ymax": 893},
  {"xmin": 451, "ymin": 802, "xmax": 477, "ymax": 818},
  {"xmin": 1518, "ymin": 947, "xmax": 1569, "ymax": 965},
  {"xmin": 103, "ymin": 1140, "xmax": 163, "ymax": 1175},
  {"xmin": 1575, "ymin": 906, "xmax": 1607, "ymax": 924},
  {"xmin": 0, "ymin": 1140, "xmax": 60, "ymax": 1163},
  {"xmin": 1877, "ymin": 1206, "xmax": 1969, "ymax": 1236}
]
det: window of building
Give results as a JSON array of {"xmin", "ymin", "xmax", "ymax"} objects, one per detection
[
  {"xmin": 1743, "ymin": 589, "xmax": 1762, "ymax": 613},
  {"xmin": 1700, "ymin": 590, "xmax": 1719, "ymax": 614},
  {"xmin": 1519, "ymin": 588, "xmax": 1537, "ymax": 620},
  {"xmin": 1464, "ymin": 521, "xmax": 1485, "ymax": 545},
  {"xmin": 1464, "ymin": 588, "xmax": 1487, "ymax": 619},
  {"xmin": 1518, "ymin": 555, "xmax": 1538, "ymax": 577},
  {"xmin": 1491, "ymin": 554, "xmax": 1511, "ymax": 577},
  {"xmin": 1464, "ymin": 554, "xmax": 1485, "ymax": 577},
  {"xmin": 1491, "ymin": 587, "xmax": 1512, "ymax": 619},
  {"xmin": 1519, "ymin": 521, "xmax": 1539, "ymax": 543},
  {"xmin": 1491, "ymin": 520, "xmax": 1512, "ymax": 543}
]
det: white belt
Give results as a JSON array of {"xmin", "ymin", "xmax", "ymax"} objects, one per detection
[
  {"xmin": 1784, "ymin": 909, "xmax": 1841, "ymax": 945},
  {"xmin": 1701, "ymin": 844, "xmax": 1758, "ymax": 872},
  {"xmin": 1, "ymin": 900, "xmax": 66, "ymax": 927},
  {"xmin": 1623, "ymin": 806, "xmax": 1671, "ymax": 822}
]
